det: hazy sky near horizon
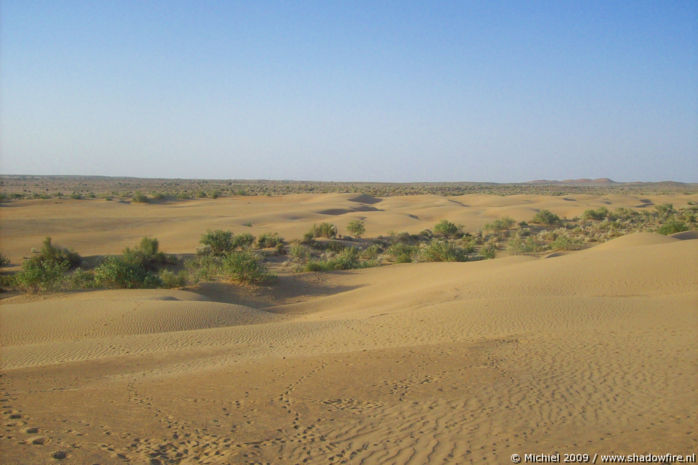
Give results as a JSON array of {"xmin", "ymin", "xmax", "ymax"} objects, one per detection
[{"xmin": 1, "ymin": 1, "xmax": 697, "ymax": 182}]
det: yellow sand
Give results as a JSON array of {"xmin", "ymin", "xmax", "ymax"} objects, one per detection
[
  {"xmin": 1, "ymin": 192, "xmax": 697, "ymax": 261},
  {"xmin": 0, "ymin": 194, "xmax": 697, "ymax": 464}
]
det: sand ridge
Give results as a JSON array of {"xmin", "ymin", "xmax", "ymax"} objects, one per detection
[
  {"xmin": 1, "ymin": 231, "xmax": 696, "ymax": 464},
  {"xmin": 2, "ymin": 192, "xmax": 697, "ymax": 262}
]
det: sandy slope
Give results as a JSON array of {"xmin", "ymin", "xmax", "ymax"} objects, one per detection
[
  {"xmin": 2, "ymin": 192, "xmax": 697, "ymax": 262},
  {"xmin": 1, "ymin": 232, "xmax": 696, "ymax": 464}
]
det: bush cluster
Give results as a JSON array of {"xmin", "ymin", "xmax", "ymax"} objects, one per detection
[
  {"xmin": 199, "ymin": 230, "xmax": 255, "ymax": 255},
  {"xmin": 94, "ymin": 237, "xmax": 174, "ymax": 289},
  {"xmin": 14, "ymin": 238, "xmax": 82, "ymax": 291},
  {"xmin": 222, "ymin": 250, "xmax": 272, "ymax": 284},
  {"xmin": 309, "ymin": 223, "xmax": 338, "ymax": 239},
  {"xmin": 4, "ymin": 202, "xmax": 696, "ymax": 292},
  {"xmin": 347, "ymin": 220, "xmax": 366, "ymax": 238}
]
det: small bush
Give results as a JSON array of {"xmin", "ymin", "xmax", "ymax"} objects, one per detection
[
  {"xmin": 185, "ymin": 255, "xmax": 223, "ymax": 282},
  {"xmin": 132, "ymin": 191, "xmax": 149, "ymax": 203},
  {"xmin": 481, "ymin": 243, "xmax": 496, "ymax": 259},
  {"xmin": 159, "ymin": 269, "xmax": 188, "ymax": 288},
  {"xmin": 289, "ymin": 243, "xmax": 311, "ymax": 261},
  {"xmin": 310, "ymin": 223, "xmax": 338, "ymax": 239},
  {"xmin": 122, "ymin": 237, "xmax": 170, "ymax": 272},
  {"xmin": 347, "ymin": 220, "xmax": 366, "ymax": 238},
  {"xmin": 657, "ymin": 219, "xmax": 688, "ymax": 235},
  {"xmin": 0, "ymin": 253, "xmax": 10, "ymax": 267},
  {"xmin": 14, "ymin": 237, "xmax": 83, "ymax": 291},
  {"xmin": 94, "ymin": 237, "xmax": 172, "ymax": 289},
  {"xmin": 387, "ymin": 243, "xmax": 417, "ymax": 263},
  {"xmin": 333, "ymin": 247, "xmax": 361, "ymax": 269},
  {"xmin": 434, "ymin": 220, "xmax": 460, "ymax": 238},
  {"xmin": 655, "ymin": 204, "xmax": 675, "ymax": 220},
  {"xmin": 65, "ymin": 269, "xmax": 96, "ymax": 289},
  {"xmin": 222, "ymin": 250, "xmax": 272, "ymax": 284},
  {"xmin": 31, "ymin": 237, "xmax": 82, "ymax": 270},
  {"xmin": 508, "ymin": 235, "xmax": 546, "ymax": 254},
  {"xmin": 200, "ymin": 230, "xmax": 234, "ymax": 256},
  {"xmin": 531, "ymin": 210, "xmax": 561, "ymax": 226},
  {"xmin": 484, "ymin": 217, "xmax": 515, "ymax": 232},
  {"xmin": 232, "ymin": 233, "xmax": 255, "ymax": 249},
  {"xmin": 15, "ymin": 259, "xmax": 70, "ymax": 292},
  {"xmin": 95, "ymin": 257, "xmax": 161, "ymax": 289},
  {"xmin": 582, "ymin": 207, "xmax": 610, "ymax": 221},
  {"xmin": 257, "ymin": 232, "xmax": 283, "ymax": 249},
  {"xmin": 361, "ymin": 244, "xmax": 382, "ymax": 260},
  {"xmin": 420, "ymin": 240, "xmax": 468, "ymax": 262},
  {"xmin": 306, "ymin": 247, "xmax": 364, "ymax": 271},
  {"xmin": 550, "ymin": 234, "xmax": 583, "ymax": 251}
]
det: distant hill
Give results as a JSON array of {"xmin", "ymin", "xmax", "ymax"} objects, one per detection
[{"xmin": 527, "ymin": 178, "xmax": 617, "ymax": 185}]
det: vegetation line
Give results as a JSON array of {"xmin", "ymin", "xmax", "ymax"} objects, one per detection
[{"xmin": 0, "ymin": 203, "xmax": 695, "ymax": 293}]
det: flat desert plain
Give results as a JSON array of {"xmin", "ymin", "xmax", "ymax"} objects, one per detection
[{"xmin": 1, "ymin": 192, "xmax": 697, "ymax": 464}]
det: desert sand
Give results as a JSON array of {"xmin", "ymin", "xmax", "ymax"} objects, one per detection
[{"xmin": 1, "ymin": 193, "xmax": 697, "ymax": 464}]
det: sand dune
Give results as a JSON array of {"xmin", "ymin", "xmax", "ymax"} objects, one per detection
[
  {"xmin": 1, "ymin": 230, "xmax": 696, "ymax": 464},
  {"xmin": 2, "ymin": 192, "xmax": 697, "ymax": 262}
]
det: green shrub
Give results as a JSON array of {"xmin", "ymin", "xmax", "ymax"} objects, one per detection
[
  {"xmin": 31, "ymin": 237, "xmax": 82, "ymax": 270},
  {"xmin": 289, "ymin": 243, "xmax": 311, "ymax": 261},
  {"xmin": 222, "ymin": 250, "xmax": 272, "ymax": 284},
  {"xmin": 655, "ymin": 204, "xmax": 675, "ymax": 220},
  {"xmin": 484, "ymin": 217, "xmax": 515, "ymax": 232},
  {"xmin": 305, "ymin": 247, "xmax": 364, "ymax": 272},
  {"xmin": 257, "ymin": 232, "xmax": 283, "ymax": 248},
  {"xmin": 95, "ymin": 257, "xmax": 160, "ymax": 289},
  {"xmin": 361, "ymin": 244, "xmax": 382, "ymax": 260},
  {"xmin": 200, "ymin": 230, "xmax": 234, "ymax": 256},
  {"xmin": 94, "ymin": 237, "xmax": 172, "ymax": 289},
  {"xmin": 310, "ymin": 223, "xmax": 338, "ymax": 239},
  {"xmin": 333, "ymin": 247, "xmax": 360, "ymax": 269},
  {"xmin": 232, "ymin": 233, "xmax": 255, "ymax": 249},
  {"xmin": 420, "ymin": 240, "xmax": 468, "ymax": 262},
  {"xmin": 302, "ymin": 231, "xmax": 315, "ymax": 244},
  {"xmin": 0, "ymin": 253, "xmax": 10, "ymax": 267},
  {"xmin": 122, "ymin": 237, "xmax": 170, "ymax": 272},
  {"xmin": 15, "ymin": 259, "xmax": 70, "ymax": 292},
  {"xmin": 508, "ymin": 235, "xmax": 546, "ymax": 254},
  {"xmin": 159, "ymin": 269, "xmax": 187, "ymax": 288},
  {"xmin": 434, "ymin": 220, "xmax": 460, "ymax": 237},
  {"xmin": 305, "ymin": 260, "xmax": 333, "ymax": 272},
  {"xmin": 347, "ymin": 220, "xmax": 366, "ymax": 238},
  {"xmin": 657, "ymin": 219, "xmax": 688, "ymax": 235},
  {"xmin": 613, "ymin": 207, "xmax": 640, "ymax": 221},
  {"xmin": 481, "ymin": 243, "xmax": 496, "ymax": 259},
  {"xmin": 185, "ymin": 255, "xmax": 223, "ymax": 282},
  {"xmin": 418, "ymin": 229, "xmax": 434, "ymax": 241},
  {"xmin": 13, "ymin": 238, "xmax": 83, "ymax": 291},
  {"xmin": 132, "ymin": 191, "xmax": 149, "ymax": 203},
  {"xmin": 531, "ymin": 210, "xmax": 561, "ymax": 226},
  {"xmin": 65, "ymin": 269, "xmax": 96, "ymax": 289},
  {"xmin": 550, "ymin": 234, "xmax": 583, "ymax": 250},
  {"xmin": 387, "ymin": 243, "xmax": 417, "ymax": 263},
  {"xmin": 582, "ymin": 207, "xmax": 610, "ymax": 221}
]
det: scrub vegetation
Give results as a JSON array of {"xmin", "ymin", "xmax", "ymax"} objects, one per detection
[{"xmin": 1, "ymin": 201, "xmax": 694, "ymax": 293}]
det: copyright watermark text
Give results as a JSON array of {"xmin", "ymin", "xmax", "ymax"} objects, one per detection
[{"xmin": 510, "ymin": 452, "xmax": 696, "ymax": 463}]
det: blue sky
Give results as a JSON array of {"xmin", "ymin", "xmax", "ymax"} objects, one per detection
[{"xmin": 1, "ymin": 0, "xmax": 696, "ymax": 182}]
